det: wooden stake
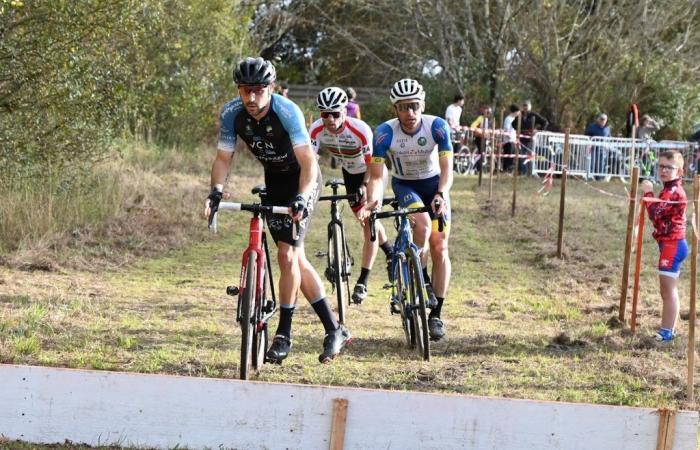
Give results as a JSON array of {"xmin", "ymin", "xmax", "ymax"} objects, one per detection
[
  {"xmin": 497, "ymin": 109, "xmax": 504, "ymax": 181},
  {"xmin": 655, "ymin": 408, "xmax": 677, "ymax": 450},
  {"xmin": 478, "ymin": 119, "xmax": 486, "ymax": 187},
  {"xmin": 631, "ymin": 199, "xmax": 646, "ymax": 333},
  {"xmin": 511, "ymin": 111, "xmax": 522, "ymax": 217},
  {"xmin": 329, "ymin": 398, "xmax": 349, "ymax": 450},
  {"xmin": 687, "ymin": 176, "xmax": 700, "ymax": 402},
  {"xmin": 489, "ymin": 119, "xmax": 496, "ymax": 201},
  {"xmin": 620, "ymin": 167, "xmax": 640, "ymax": 323},
  {"xmin": 557, "ymin": 129, "xmax": 570, "ymax": 258}
]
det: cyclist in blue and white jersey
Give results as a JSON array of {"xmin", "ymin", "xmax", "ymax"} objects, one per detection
[
  {"xmin": 309, "ymin": 87, "xmax": 393, "ymax": 304},
  {"xmin": 203, "ymin": 57, "xmax": 350, "ymax": 364},
  {"xmin": 361, "ymin": 79, "xmax": 453, "ymax": 341}
]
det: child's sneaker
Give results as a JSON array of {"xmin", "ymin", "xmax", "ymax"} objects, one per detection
[{"xmin": 654, "ymin": 328, "xmax": 675, "ymax": 342}]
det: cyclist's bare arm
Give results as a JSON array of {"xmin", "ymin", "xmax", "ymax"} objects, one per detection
[
  {"xmin": 293, "ymin": 144, "xmax": 318, "ymax": 219},
  {"xmin": 434, "ymin": 153, "xmax": 453, "ymax": 216},
  {"xmin": 362, "ymin": 161, "xmax": 385, "ymax": 217},
  {"xmin": 210, "ymin": 149, "xmax": 233, "ymax": 188}
]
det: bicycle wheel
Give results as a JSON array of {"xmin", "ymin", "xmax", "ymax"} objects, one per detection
[
  {"xmin": 331, "ymin": 224, "xmax": 348, "ymax": 324},
  {"xmin": 395, "ymin": 257, "xmax": 413, "ymax": 347},
  {"xmin": 252, "ymin": 259, "xmax": 270, "ymax": 371},
  {"xmin": 408, "ymin": 252, "xmax": 430, "ymax": 361},
  {"xmin": 239, "ymin": 252, "xmax": 257, "ymax": 380}
]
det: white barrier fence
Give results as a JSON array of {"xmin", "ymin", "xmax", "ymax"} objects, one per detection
[
  {"xmin": 452, "ymin": 128, "xmax": 698, "ymax": 181},
  {"xmin": 531, "ymin": 132, "xmax": 698, "ymax": 181},
  {"xmin": 1, "ymin": 364, "xmax": 698, "ymax": 450}
]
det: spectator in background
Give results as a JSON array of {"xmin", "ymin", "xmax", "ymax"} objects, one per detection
[
  {"xmin": 470, "ymin": 105, "xmax": 493, "ymax": 173},
  {"xmin": 279, "ymin": 82, "xmax": 289, "ymax": 98},
  {"xmin": 637, "ymin": 114, "xmax": 661, "ymax": 140},
  {"xmin": 346, "ymin": 87, "xmax": 361, "ymax": 119},
  {"xmin": 516, "ymin": 100, "xmax": 549, "ymax": 175},
  {"xmin": 584, "ymin": 113, "xmax": 611, "ymax": 180},
  {"xmin": 445, "ymin": 94, "xmax": 465, "ymax": 152},
  {"xmin": 502, "ymin": 104, "xmax": 521, "ymax": 173},
  {"xmin": 636, "ymin": 114, "xmax": 661, "ymax": 178}
]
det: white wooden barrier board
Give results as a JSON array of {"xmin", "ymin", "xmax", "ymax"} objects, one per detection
[{"xmin": 0, "ymin": 364, "xmax": 697, "ymax": 449}]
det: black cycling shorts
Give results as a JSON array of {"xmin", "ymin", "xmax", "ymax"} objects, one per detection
[
  {"xmin": 341, "ymin": 168, "xmax": 365, "ymax": 212},
  {"xmin": 263, "ymin": 168, "xmax": 321, "ymax": 247}
]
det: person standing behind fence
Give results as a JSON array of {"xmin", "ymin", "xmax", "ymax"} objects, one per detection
[
  {"xmin": 445, "ymin": 94, "xmax": 464, "ymax": 152},
  {"xmin": 639, "ymin": 150, "xmax": 688, "ymax": 342},
  {"xmin": 502, "ymin": 104, "xmax": 521, "ymax": 173},
  {"xmin": 516, "ymin": 100, "xmax": 549, "ymax": 175},
  {"xmin": 470, "ymin": 105, "xmax": 493, "ymax": 173},
  {"xmin": 584, "ymin": 113, "xmax": 611, "ymax": 180},
  {"xmin": 636, "ymin": 114, "xmax": 661, "ymax": 178},
  {"xmin": 346, "ymin": 87, "xmax": 361, "ymax": 119}
]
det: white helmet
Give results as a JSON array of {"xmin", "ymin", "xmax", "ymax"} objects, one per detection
[
  {"xmin": 390, "ymin": 79, "xmax": 425, "ymax": 104},
  {"xmin": 316, "ymin": 87, "xmax": 348, "ymax": 111}
]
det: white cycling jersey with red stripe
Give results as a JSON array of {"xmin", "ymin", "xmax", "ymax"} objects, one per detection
[{"xmin": 309, "ymin": 116, "xmax": 373, "ymax": 175}]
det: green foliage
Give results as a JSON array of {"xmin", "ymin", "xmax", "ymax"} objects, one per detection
[{"xmin": 0, "ymin": 0, "xmax": 252, "ymax": 187}]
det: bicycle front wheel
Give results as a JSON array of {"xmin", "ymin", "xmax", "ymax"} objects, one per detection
[
  {"xmin": 252, "ymin": 259, "xmax": 270, "ymax": 371},
  {"xmin": 408, "ymin": 251, "xmax": 430, "ymax": 361},
  {"xmin": 239, "ymin": 252, "xmax": 257, "ymax": 380},
  {"xmin": 396, "ymin": 257, "xmax": 413, "ymax": 347},
  {"xmin": 331, "ymin": 223, "xmax": 349, "ymax": 324}
]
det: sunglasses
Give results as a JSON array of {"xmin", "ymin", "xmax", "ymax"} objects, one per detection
[
  {"xmin": 239, "ymin": 85, "xmax": 268, "ymax": 96},
  {"xmin": 396, "ymin": 102, "xmax": 421, "ymax": 112},
  {"xmin": 658, "ymin": 164, "xmax": 678, "ymax": 171},
  {"xmin": 320, "ymin": 111, "xmax": 341, "ymax": 119}
]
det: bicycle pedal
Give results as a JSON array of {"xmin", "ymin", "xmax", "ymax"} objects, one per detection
[
  {"xmin": 315, "ymin": 251, "xmax": 327, "ymax": 258},
  {"xmin": 382, "ymin": 283, "xmax": 392, "ymax": 290}
]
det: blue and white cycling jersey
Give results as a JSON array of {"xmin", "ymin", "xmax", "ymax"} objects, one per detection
[
  {"xmin": 371, "ymin": 115, "xmax": 452, "ymax": 180},
  {"xmin": 217, "ymin": 93, "xmax": 310, "ymax": 174}
]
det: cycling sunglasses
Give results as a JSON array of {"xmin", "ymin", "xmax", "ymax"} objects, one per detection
[
  {"xmin": 396, "ymin": 102, "xmax": 421, "ymax": 112},
  {"xmin": 320, "ymin": 111, "xmax": 342, "ymax": 119},
  {"xmin": 238, "ymin": 84, "xmax": 269, "ymax": 96}
]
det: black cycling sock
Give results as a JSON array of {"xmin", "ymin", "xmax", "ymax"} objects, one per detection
[
  {"xmin": 422, "ymin": 267, "xmax": 431, "ymax": 285},
  {"xmin": 430, "ymin": 296, "xmax": 444, "ymax": 319},
  {"xmin": 357, "ymin": 267, "xmax": 370, "ymax": 286},
  {"xmin": 380, "ymin": 242, "xmax": 394, "ymax": 256},
  {"xmin": 311, "ymin": 297, "xmax": 339, "ymax": 332},
  {"xmin": 275, "ymin": 305, "xmax": 295, "ymax": 338}
]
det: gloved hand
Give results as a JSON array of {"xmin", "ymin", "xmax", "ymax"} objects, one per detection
[
  {"xmin": 204, "ymin": 186, "xmax": 223, "ymax": 218},
  {"xmin": 289, "ymin": 194, "xmax": 308, "ymax": 221}
]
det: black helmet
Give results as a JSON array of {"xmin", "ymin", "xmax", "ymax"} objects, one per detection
[{"xmin": 233, "ymin": 57, "xmax": 276, "ymax": 85}]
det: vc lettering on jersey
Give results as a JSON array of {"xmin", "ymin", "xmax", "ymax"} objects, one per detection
[{"xmin": 251, "ymin": 140, "xmax": 275, "ymax": 151}]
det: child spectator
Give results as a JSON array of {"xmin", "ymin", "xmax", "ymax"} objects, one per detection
[
  {"xmin": 640, "ymin": 150, "xmax": 688, "ymax": 341},
  {"xmin": 346, "ymin": 87, "xmax": 361, "ymax": 119}
]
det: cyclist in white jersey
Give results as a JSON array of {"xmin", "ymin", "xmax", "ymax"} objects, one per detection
[
  {"xmin": 310, "ymin": 87, "xmax": 393, "ymax": 303},
  {"xmin": 361, "ymin": 79, "xmax": 453, "ymax": 341}
]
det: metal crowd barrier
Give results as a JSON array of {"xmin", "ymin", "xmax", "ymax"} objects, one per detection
[{"xmin": 531, "ymin": 132, "xmax": 698, "ymax": 182}]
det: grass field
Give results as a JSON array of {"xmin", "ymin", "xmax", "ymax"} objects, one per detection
[{"xmin": 1, "ymin": 169, "xmax": 698, "ymax": 448}]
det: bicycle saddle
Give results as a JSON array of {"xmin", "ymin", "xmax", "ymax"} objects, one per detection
[{"xmin": 325, "ymin": 179, "xmax": 344, "ymax": 187}]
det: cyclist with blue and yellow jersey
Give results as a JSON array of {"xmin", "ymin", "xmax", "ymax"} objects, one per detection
[
  {"xmin": 203, "ymin": 57, "xmax": 350, "ymax": 364},
  {"xmin": 361, "ymin": 79, "xmax": 453, "ymax": 340}
]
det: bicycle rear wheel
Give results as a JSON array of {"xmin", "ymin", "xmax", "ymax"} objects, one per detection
[
  {"xmin": 239, "ymin": 252, "xmax": 257, "ymax": 380},
  {"xmin": 408, "ymin": 252, "xmax": 430, "ymax": 361},
  {"xmin": 330, "ymin": 223, "xmax": 349, "ymax": 324},
  {"xmin": 395, "ymin": 257, "xmax": 413, "ymax": 347}
]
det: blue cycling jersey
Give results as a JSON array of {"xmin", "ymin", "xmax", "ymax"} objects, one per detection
[
  {"xmin": 217, "ymin": 94, "xmax": 310, "ymax": 173},
  {"xmin": 372, "ymin": 115, "xmax": 452, "ymax": 180}
]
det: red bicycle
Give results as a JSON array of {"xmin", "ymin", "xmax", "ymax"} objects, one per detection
[{"xmin": 208, "ymin": 185, "xmax": 291, "ymax": 380}]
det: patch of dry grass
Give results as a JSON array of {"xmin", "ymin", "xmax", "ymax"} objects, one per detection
[{"xmin": 1, "ymin": 170, "xmax": 699, "ymax": 420}]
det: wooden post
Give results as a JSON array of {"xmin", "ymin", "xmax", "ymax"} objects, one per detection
[
  {"xmin": 489, "ymin": 119, "xmax": 496, "ymax": 202},
  {"xmin": 655, "ymin": 408, "xmax": 677, "ymax": 450},
  {"xmin": 619, "ymin": 167, "xmax": 640, "ymax": 323},
  {"xmin": 497, "ymin": 108, "xmax": 504, "ymax": 181},
  {"xmin": 687, "ymin": 176, "xmax": 700, "ymax": 402},
  {"xmin": 557, "ymin": 129, "xmax": 571, "ymax": 258},
  {"xmin": 512, "ymin": 111, "xmax": 522, "ymax": 217},
  {"xmin": 631, "ymin": 200, "xmax": 646, "ymax": 333},
  {"xmin": 329, "ymin": 398, "xmax": 349, "ymax": 450},
  {"xmin": 478, "ymin": 120, "xmax": 486, "ymax": 187}
]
